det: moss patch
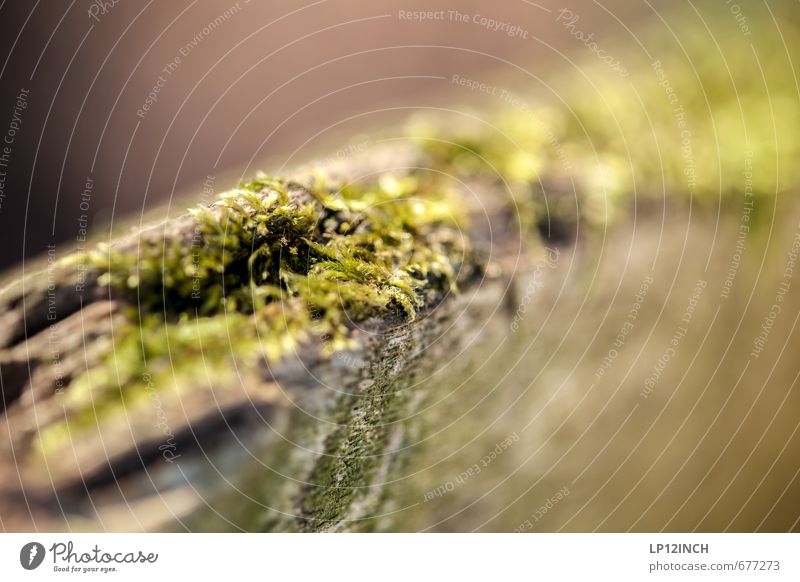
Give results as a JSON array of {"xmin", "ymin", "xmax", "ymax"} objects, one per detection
[
  {"xmin": 42, "ymin": 171, "xmax": 469, "ymax": 459},
  {"xmin": 34, "ymin": 4, "xmax": 800, "ymax": 529}
]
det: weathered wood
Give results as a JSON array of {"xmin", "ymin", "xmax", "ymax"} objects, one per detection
[
  {"xmin": 3, "ymin": 5, "xmax": 796, "ymax": 531},
  {"xmin": 0, "ymin": 141, "xmax": 554, "ymax": 532}
]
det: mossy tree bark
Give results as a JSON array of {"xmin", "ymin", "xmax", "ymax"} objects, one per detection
[{"xmin": 0, "ymin": 141, "xmax": 563, "ymax": 532}]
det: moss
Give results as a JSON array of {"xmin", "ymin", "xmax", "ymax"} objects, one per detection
[
  {"xmin": 43, "ymin": 170, "xmax": 468, "ymax": 459},
  {"xmin": 52, "ymin": 10, "xmax": 798, "ymax": 449},
  {"xmin": 37, "ymin": 4, "xmax": 800, "ymax": 528},
  {"xmin": 65, "ymin": 172, "xmax": 465, "ymax": 321}
]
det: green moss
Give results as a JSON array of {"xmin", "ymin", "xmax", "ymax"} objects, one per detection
[
  {"xmin": 52, "ymin": 10, "xmax": 799, "ymax": 449},
  {"xmin": 39, "ymin": 5, "xmax": 800, "ymax": 527},
  {"xmin": 64, "ymin": 172, "xmax": 465, "ymax": 321},
  {"xmin": 43, "ymin": 170, "xmax": 468, "ymax": 457}
]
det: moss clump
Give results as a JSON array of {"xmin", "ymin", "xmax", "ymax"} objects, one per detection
[
  {"xmin": 42, "ymin": 170, "xmax": 468, "ymax": 456},
  {"xmin": 67, "ymin": 173, "xmax": 465, "ymax": 323}
]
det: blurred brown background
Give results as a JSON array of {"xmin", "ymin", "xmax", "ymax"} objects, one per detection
[{"xmin": 0, "ymin": 0, "xmax": 655, "ymax": 270}]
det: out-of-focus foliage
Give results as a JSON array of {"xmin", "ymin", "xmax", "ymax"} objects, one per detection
[{"xmin": 411, "ymin": 3, "xmax": 799, "ymax": 223}]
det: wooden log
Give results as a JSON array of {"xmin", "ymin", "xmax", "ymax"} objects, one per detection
[
  {"xmin": 3, "ymin": 6, "xmax": 796, "ymax": 531},
  {"xmin": 0, "ymin": 140, "xmax": 561, "ymax": 532}
]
